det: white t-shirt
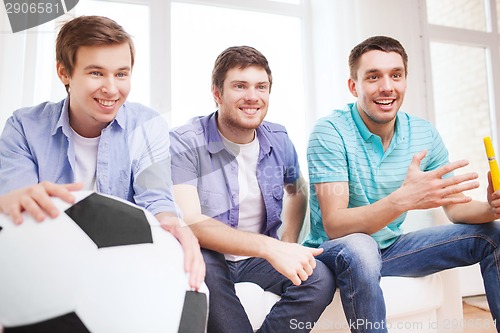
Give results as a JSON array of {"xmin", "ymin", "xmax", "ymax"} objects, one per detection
[
  {"xmin": 71, "ymin": 128, "xmax": 99, "ymax": 191},
  {"xmin": 220, "ymin": 131, "xmax": 266, "ymax": 261}
]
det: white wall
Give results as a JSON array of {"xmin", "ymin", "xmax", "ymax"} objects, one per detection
[
  {"xmin": 0, "ymin": 10, "xmax": 28, "ymax": 129},
  {"xmin": 0, "ymin": 9, "xmax": 67, "ymax": 130},
  {"xmin": 0, "ymin": 0, "xmax": 430, "ymax": 133},
  {"xmin": 309, "ymin": 0, "xmax": 428, "ymax": 125}
]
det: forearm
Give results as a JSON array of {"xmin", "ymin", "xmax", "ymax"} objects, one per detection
[
  {"xmin": 280, "ymin": 190, "xmax": 307, "ymax": 243},
  {"xmin": 188, "ymin": 215, "xmax": 276, "ymax": 258},
  {"xmin": 444, "ymin": 200, "xmax": 496, "ymax": 224},
  {"xmin": 155, "ymin": 211, "xmax": 187, "ymax": 227},
  {"xmin": 324, "ymin": 192, "xmax": 408, "ymax": 239}
]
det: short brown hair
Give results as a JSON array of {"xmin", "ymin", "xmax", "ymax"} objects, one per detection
[
  {"xmin": 212, "ymin": 46, "xmax": 273, "ymax": 94},
  {"xmin": 349, "ymin": 36, "xmax": 408, "ymax": 80},
  {"xmin": 56, "ymin": 15, "xmax": 135, "ymax": 79}
]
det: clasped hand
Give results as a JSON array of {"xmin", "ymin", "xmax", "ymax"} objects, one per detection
[{"xmin": 266, "ymin": 240, "xmax": 323, "ymax": 286}]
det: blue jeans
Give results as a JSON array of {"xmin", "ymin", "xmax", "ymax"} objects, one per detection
[
  {"xmin": 202, "ymin": 248, "xmax": 335, "ymax": 333},
  {"xmin": 317, "ymin": 222, "xmax": 500, "ymax": 333}
]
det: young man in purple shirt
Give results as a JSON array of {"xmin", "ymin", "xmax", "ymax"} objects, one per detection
[{"xmin": 170, "ymin": 45, "xmax": 335, "ymax": 333}]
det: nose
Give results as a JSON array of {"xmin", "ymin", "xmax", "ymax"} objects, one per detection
[
  {"xmin": 379, "ymin": 76, "xmax": 394, "ymax": 93},
  {"xmin": 244, "ymin": 87, "xmax": 259, "ymax": 103},
  {"xmin": 101, "ymin": 76, "xmax": 118, "ymax": 95}
]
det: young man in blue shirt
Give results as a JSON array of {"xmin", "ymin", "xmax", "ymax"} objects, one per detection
[
  {"xmin": 305, "ymin": 35, "xmax": 500, "ymax": 332},
  {"xmin": 170, "ymin": 46, "xmax": 335, "ymax": 333},
  {"xmin": 0, "ymin": 15, "xmax": 204, "ymax": 290}
]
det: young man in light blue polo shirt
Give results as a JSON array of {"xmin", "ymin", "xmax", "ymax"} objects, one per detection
[{"xmin": 304, "ymin": 35, "xmax": 500, "ymax": 332}]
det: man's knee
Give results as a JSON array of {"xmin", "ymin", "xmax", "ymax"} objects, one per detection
[
  {"xmin": 319, "ymin": 233, "xmax": 381, "ymax": 276},
  {"xmin": 299, "ymin": 260, "xmax": 336, "ymax": 306}
]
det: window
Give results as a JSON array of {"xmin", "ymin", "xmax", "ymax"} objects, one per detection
[
  {"xmin": 72, "ymin": 1, "xmax": 150, "ymax": 105},
  {"xmin": 169, "ymin": 0, "xmax": 308, "ymax": 169},
  {"xmin": 425, "ymin": 0, "xmax": 500, "ymax": 200},
  {"xmin": 427, "ymin": 0, "xmax": 487, "ymax": 31},
  {"xmin": 1, "ymin": 0, "xmax": 311, "ymax": 170}
]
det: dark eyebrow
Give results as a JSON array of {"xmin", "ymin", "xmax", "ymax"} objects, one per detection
[
  {"xmin": 230, "ymin": 80, "xmax": 269, "ymax": 85},
  {"xmin": 364, "ymin": 68, "xmax": 380, "ymax": 75},
  {"xmin": 364, "ymin": 67, "xmax": 404, "ymax": 75},
  {"xmin": 83, "ymin": 65, "xmax": 131, "ymax": 71}
]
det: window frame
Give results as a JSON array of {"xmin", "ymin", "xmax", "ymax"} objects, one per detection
[
  {"xmin": 146, "ymin": 0, "xmax": 313, "ymax": 126},
  {"xmin": 420, "ymin": 0, "xmax": 500, "ymax": 143}
]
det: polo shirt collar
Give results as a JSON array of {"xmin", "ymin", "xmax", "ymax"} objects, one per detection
[
  {"xmin": 350, "ymin": 102, "xmax": 405, "ymax": 144},
  {"xmin": 350, "ymin": 103, "xmax": 373, "ymax": 141}
]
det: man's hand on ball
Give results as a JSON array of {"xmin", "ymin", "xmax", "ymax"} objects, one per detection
[{"xmin": 0, "ymin": 182, "xmax": 83, "ymax": 224}]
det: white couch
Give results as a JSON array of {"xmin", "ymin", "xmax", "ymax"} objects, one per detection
[
  {"xmin": 235, "ymin": 209, "xmax": 464, "ymax": 333},
  {"xmin": 236, "ymin": 269, "xmax": 463, "ymax": 333}
]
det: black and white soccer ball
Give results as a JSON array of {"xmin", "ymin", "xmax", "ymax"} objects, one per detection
[{"xmin": 0, "ymin": 191, "xmax": 207, "ymax": 333}]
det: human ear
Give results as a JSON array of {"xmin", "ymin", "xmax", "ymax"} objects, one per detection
[
  {"xmin": 212, "ymin": 85, "xmax": 223, "ymax": 105},
  {"xmin": 56, "ymin": 62, "xmax": 70, "ymax": 85},
  {"xmin": 348, "ymin": 78, "xmax": 358, "ymax": 97}
]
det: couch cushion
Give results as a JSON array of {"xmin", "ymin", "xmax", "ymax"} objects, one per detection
[
  {"xmin": 383, "ymin": 274, "xmax": 443, "ymax": 318},
  {"xmin": 235, "ymin": 282, "xmax": 280, "ymax": 330},
  {"xmin": 235, "ymin": 273, "xmax": 443, "ymax": 331}
]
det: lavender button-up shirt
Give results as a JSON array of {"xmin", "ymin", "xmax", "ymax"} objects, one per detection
[{"xmin": 169, "ymin": 112, "xmax": 300, "ymax": 239}]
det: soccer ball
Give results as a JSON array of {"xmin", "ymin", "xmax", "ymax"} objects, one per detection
[{"xmin": 0, "ymin": 191, "xmax": 207, "ymax": 333}]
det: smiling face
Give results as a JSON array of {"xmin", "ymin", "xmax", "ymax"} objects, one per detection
[
  {"xmin": 213, "ymin": 65, "xmax": 270, "ymax": 144},
  {"xmin": 57, "ymin": 43, "xmax": 132, "ymax": 138},
  {"xmin": 348, "ymin": 50, "xmax": 407, "ymax": 134}
]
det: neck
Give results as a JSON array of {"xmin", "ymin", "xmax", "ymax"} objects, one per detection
[
  {"xmin": 216, "ymin": 119, "xmax": 256, "ymax": 144},
  {"xmin": 357, "ymin": 107, "xmax": 396, "ymax": 151}
]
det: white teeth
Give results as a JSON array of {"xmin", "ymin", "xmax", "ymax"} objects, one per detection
[
  {"xmin": 241, "ymin": 108, "xmax": 258, "ymax": 113},
  {"xmin": 376, "ymin": 100, "xmax": 393, "ymax": 105},
  {"xmin": 98, "ymin": 99, "xmax": 115, "ymax": 107}
]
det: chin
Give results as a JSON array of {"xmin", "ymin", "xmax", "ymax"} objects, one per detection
[{"xmin": 241, "ymin": 119, "xmax": 263, "ymax": 130}]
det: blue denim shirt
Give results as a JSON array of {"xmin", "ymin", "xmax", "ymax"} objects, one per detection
[
  {"xmin": 0, "ymin": 97, "xmax": 176, "ymax": 215},
  {"xmin": 169, "ymin": 112, "xmax": 300, "ymax": 239}
]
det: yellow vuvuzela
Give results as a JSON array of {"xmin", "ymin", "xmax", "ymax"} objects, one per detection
[{"xmin": 483, "ymin": 136, "xmax": 500, "ymax": 192}]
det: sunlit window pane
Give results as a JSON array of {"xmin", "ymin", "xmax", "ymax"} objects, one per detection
[
  {"xmin": 496, "ymin": 0, "xmax": 500, "ymax": 32},
  {"xmin": 430, "ymin": 42, "xmax": 491, "ymax": 200},
  {"xmin": 171, "ymin": 2, "xmax": 307, "ymax": 168},
  {"xmin": 75, "ymin": 1, "xmax": 150, "ymax": 106},
  {"xmin": 269, "ymin": 0, "xmax": 301, "ymax": 4},
  {"xmin": 427, "ymin": 0, "xmax": 486, "ymax": 31}
]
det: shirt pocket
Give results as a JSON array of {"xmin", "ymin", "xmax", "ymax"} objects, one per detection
[
  {"xmin": 198, "ymin": 189, "xmax": 229, "ymax": 218},
  {"xmin": 271, "ymin": 183, "xmax": 284, "ymax": 217}
]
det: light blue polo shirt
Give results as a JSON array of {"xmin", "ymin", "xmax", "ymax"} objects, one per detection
[{"xmin": 303, "ymin": 103, "xmax": 450, "ymax": 249}]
